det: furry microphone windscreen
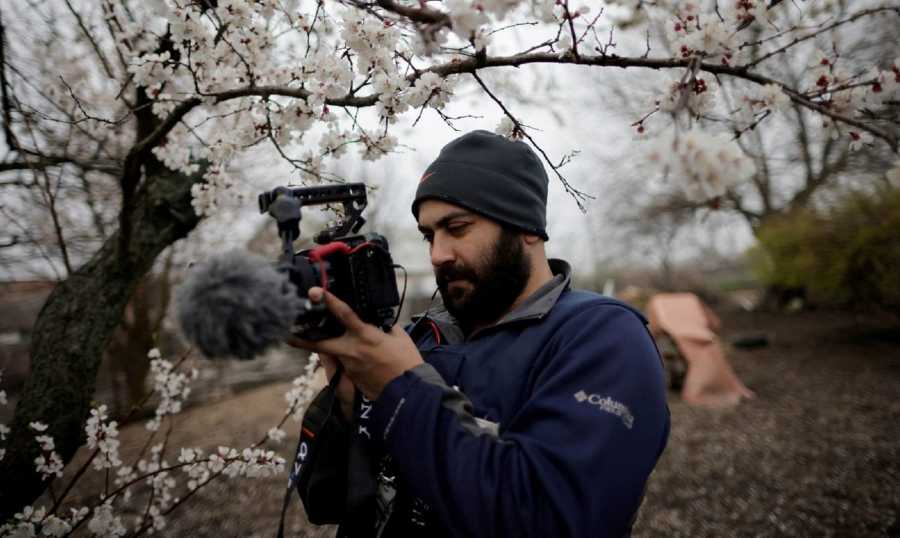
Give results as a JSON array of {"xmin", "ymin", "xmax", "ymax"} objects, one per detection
[{"xmin": 176, "ymin": 252, "xmax": 304, "ymax": 360}]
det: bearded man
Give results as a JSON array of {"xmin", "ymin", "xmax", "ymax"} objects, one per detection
[{"xmin": 290, "ymin": 130, "xmax": 670, "ymax": 538}]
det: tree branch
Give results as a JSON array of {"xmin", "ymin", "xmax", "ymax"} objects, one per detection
[
  {"xmin": 183, "ymin": 52, "xmax": 898, "ymax": 150},
  {"xmin": 0, "ymin": 156, "xmax": 121, "ymax": 174},
  {"xmin": 0, "ymin": 7, "xmax": 21, "ymax": 151},
  {"xmin": 373, "ymin": 0, "xmax": 448, "ymax": 25},
  {"xmin": 63, "ymin": 0, "xmax": 116, "ymax": 80},
  {"xmin": 746, "ymin": 6, "xmax": 900, "ymax": 69}
]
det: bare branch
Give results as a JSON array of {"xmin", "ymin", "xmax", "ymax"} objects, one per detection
[
  {"xmin": 373, "ymin": 0, "xmax": 448, "ymax": 26},
  {"xmin": 470, "ymin": 70, "xmax": 592, "ymax": 211},
  {"xmin": 63, "ymin": 0, "xmax": 116, "ymax": 80},
  {"xmin": 0, "ymin": 7, "xmax": 21, "ymax": 150},
  {"xmin": 746, "ymin": 6, "xmax": 900, "ymax": 69},
  {"xmin": 0, "ymin": 156, "xmax": 121, "ymax": 175}
]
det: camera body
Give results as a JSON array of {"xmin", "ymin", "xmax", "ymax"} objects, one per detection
[
  {"xmin": 288, "ymin": 232, "xmax": 399, "ymax": 340},
  {"xmin": 259, "ymin": 183, "xmax": 400, "ymax": 341}
]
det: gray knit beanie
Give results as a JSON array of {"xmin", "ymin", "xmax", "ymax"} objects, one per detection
[{"xmin": 411, "ymin": 130, "xmax": 549, "ymax": 240}]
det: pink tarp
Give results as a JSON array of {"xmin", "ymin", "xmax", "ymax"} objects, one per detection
[{"xmin": 647, "ymin": 293, "xmax": 754, "ymax": 407}]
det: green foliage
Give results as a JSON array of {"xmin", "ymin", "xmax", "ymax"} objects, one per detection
[{"xmin": 749, "ymin": 184, "xmax": 900, "ymax": 313}]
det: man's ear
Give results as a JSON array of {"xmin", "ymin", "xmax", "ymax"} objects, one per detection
[{"xmin": 522, "ymin": 233, "xmax": 543, "ymax": 245}]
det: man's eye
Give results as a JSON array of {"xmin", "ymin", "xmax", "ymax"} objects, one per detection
[
  {"xmin": 422, "ymin": 234, "xmax": 433, "ymax": 243},
  {"xmin": 447, "ymin": 224, "xmax": 469, "ymax": 235}
]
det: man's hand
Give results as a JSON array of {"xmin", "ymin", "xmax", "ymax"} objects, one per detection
[{"xmin": 287, "ymin": 287, "xmax": 424, "ymax": 401}]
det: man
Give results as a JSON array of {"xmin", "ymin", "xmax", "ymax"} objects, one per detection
[{"xmin": 291, "ymin": 130, "xmax": 669, "ymax": 537}]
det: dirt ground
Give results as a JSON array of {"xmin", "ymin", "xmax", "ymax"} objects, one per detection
[
  {"xmin": 636, "ymin": 309, "xmax": 900, "ymax": 538},
  {"xmin": 56, "ymin": 309, "xmax": 899, "ymax": 537}
]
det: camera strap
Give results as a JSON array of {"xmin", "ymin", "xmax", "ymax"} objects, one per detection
[
  {"xmin": 277, "ymin": 363, "xmax": 344, "ymax": 538},
  {"xmin": 346, "ymin": 389, "xmax": 377, "ymax": 512}
]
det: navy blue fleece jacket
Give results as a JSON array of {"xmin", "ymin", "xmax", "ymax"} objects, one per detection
[{"xmin": 364, "ymin": 261, "xmax": 670, "ymax": 537}]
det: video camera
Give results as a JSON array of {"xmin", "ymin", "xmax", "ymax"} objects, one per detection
[{"xmin": 258, "ymin": 183, "xmax": 401, "ymax": 341}]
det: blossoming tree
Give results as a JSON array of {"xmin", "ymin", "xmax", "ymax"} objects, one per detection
[{"xmin": 1, "ymin": 0, "xmax": 898, "ymax": 532}]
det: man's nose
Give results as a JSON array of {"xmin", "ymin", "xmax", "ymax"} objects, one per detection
[{"xmin": 429, "ymin": 236, "xmax": 455, "ymax": 268}]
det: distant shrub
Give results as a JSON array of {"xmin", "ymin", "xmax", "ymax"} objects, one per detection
[{"xmin": 749, "ymin": 185, "xmax": 900, "ymax": 314}]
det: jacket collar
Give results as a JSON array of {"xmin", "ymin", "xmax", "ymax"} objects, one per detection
[{"xmin": 419, "ymin": 259, "xmax": 572, "ymax": 344}]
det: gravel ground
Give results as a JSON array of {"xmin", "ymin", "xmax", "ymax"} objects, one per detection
[
  {"xmin": 636, "ymin": 310, "xmax": 900, "ymax": 538},
  {"xmin": 55, "ymin": 309, "xmax": 899, "ymax": 536}
]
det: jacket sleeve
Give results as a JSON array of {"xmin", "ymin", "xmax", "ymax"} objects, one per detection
[{"xmin": 370, "ymin": 304, "xmax": 670, "ymax": 538}]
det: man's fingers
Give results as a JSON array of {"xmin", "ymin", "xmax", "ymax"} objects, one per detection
[
  {"xmin": 308, "ymin": 287, "xmax": 325, "ymax": 303},
  {"xmin": 286, "ymin": 336, "xmax": 310, "ymax": 349},
  {"xmin": 309, "ymin": 337, "xmax": 352, "ymax": 358},
  {"xmin": 320, "ymin": 289, "xmax": 368, "ymax": 332},
  {"xmin": 317, "ymin": 352, "xmax": 338, "ymax": 376}
]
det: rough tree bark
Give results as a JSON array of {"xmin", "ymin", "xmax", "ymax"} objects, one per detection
[{"xmin": 0, "ymin": 161, "xmax": 201, "ymax": 519}]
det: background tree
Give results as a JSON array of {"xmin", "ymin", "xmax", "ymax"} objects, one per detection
[{"xmin": 582, "ymin": 0, "xmax": 900, "ymax": 271}]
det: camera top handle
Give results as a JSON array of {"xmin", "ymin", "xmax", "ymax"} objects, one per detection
[{"xmin": 258, "ymin": 183, "xmax": 368, "ymax": 260}]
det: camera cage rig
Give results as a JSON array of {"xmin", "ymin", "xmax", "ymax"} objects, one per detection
[
  {"xmin": 257, "ymin": 182, "xmax": 403, "ymax": 340},
  {"xmin": 258, "ymin": 182, "xmax": 369, "ymax": 261}
]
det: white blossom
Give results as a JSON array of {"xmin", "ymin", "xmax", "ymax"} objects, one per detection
[
  {"xmin": 180, "ymin": 447, "xmax": 210, "ymax": 491},
  {"xmin": 668, "ymin": 11, "xmax": 734, "ymax": 61},
  {"xmin": 411, "ymin": 28, "xmax": 449, "ymax": 57},
  {"xmin": 29, "ymin": 422, "xmax": 48, "ymax": 432},
  {"xmin": 87, "ymin": 503, "xmax": 126, "ymax": 537},
  {"xmin": 285, "ymin": 357, "xmax": 321, "ymax": 420},
  {"xmin": 85, "ymin": 405, "xmax": 123, "ymax": 470},
  {"xmin": 320, "ymin": 129, "xmax": 350, "ymax": 157},
  {"xmin": 68, "ymin": 507, "xmax": 90, "ymax": 527},
  {"xmin": 866, "ymin": 64, "xmax": 900, "ymax": 108},
  {"xmin": 267, "ymin": 427, "xmax": 287, "ymax": 443},
  {"xmin": 1, "ymin": 424, "xmax": 9, "ymax": 441},
  {"xmin": 757, "ymin": 84, "xmax": 790, "ymax": 111},
  {"xmin": 15, "ymin": 505, "xmax": 45, "ymax": 523},
  {"xmin": 34, "ymin": 435, "xmax": 54, "ymax": 452},
  {"xmin": 724, "ymin": 0, "xmax": 768, "ymax": 27},
  {"xmin": 446, "ymin": 0, "xmax": 489, "ymax": 39},
  {"xmin": 340, "ymin": 9, "xmax": 402, "ymax": 75},
  {"xmin": 406, "ymin": 72, "xmax": 456, "ymax": 110},
  {"xmin": 178, "ymin": 447, "xmax": 199, "ymax": 464},
  {"xmin": 150, "ymin": 358, "xmax": 193, "ymax": 417},
  {"xmin": 495, "ymin": 116, "xmax": 516, "ymax": 137},
  {"xmin": 3, "ymin": 506, "xmax": 46, "ymax": 538},
  {"xmin": 152, "ymin": 124, "xmax": 200, "ymax": 176},
  {"xmin": 307, "ymin": 51, "xmax": 353, "ymax": 100},
  {"xmin": 848, "ymin": 131, "xmax": 873, "ymax": 152},
  {"xmin": 645, "ymin": 127, "xmax": 756, "ymax": 202},
  {"xmin": 145, "ymin": 416, "xmax": 162, "ymax": 433},
  {"xmin": 34, "ymin": 451, "xmax": 64, "ymax": 479},
  {"xmin": 361, "ymin": 134, "xmax": 398, "ymax": 161},
  {"xmin": 373, "ymin": 72, "xmax": 411, "ymax": 122},
  {"xmin": 557, "ymin": 31, "xmax": 573, "ymax": 54},
  {"xmin": 40, "ymin": 515, "xmax": 71, "ymax": 537},
  {"xmin": 114, "ymin": 466, "xmax": 138, "ymax": 502},
  {"xmin": 531, "ymin": 0, "xmax": 558, "ymax": 23},
  {"xmin": 736, "ymin": 83, "xmax": 790, "ymax": 125},
  {"xmin": 658, "ymin": 74, "xmax": 716, "ymax": 117},
  {"xmin": 473, "ymin": 27, "xmax": 492, "ymax": 51},
  {"xmin": 190, "ymin": 161, "xmax": 249, "ymax": 218},
  {"xmin": 240, "ymin": 447, "xmax": 286, "ymax": 478},
  {"xmin": 0, "ymin": 521, "xmax": 35, "ymax": 538},
  {"xmin": 128, "ymin": 52, "xmax": 174, "ymax": 89}
]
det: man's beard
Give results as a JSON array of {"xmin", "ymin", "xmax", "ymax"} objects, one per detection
[{"xmin": 435, "ymin": 228, "xmax": 532, "ymax": 333}]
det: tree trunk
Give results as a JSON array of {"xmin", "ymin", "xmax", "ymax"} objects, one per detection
[{"xmin": 0, "ymin": 162, "xmax": 201, "ymax": 519}]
